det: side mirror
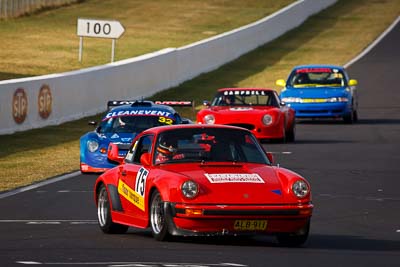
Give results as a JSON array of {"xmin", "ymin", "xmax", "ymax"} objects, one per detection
[
  {"xmin": 266, "ymin": 152, "xmax": 274, "ymax": 164},
  {"xmin": 276, "ymin": 79, "xmax": 286, "ymax": 87},
  {"xmin": 348, "ymin": 79, "xmax": 358, "ymax": 86},
  {"xmin": 107, "ymin": 143, "xmax": 124, "ymax": 164},
  {"xmin": 203, "ymin": 100, "xmax": 210, "ymax": 107},
  {"xmin": 140, "ymin": 152, "xmax": 151, "ymax": 166}
]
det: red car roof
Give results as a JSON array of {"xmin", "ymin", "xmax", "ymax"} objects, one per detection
[
  {"xmin": 217, "ymin": 88, "xmax": 275, "ymax": 92},
  {"xmin": 141, "ymin": 123, "xmax": 250, "ymax": 135}
]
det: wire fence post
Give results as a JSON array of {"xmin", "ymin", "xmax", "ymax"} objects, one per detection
[{"xmin": 0, "ymin": 0, "xmax": 82, "ymax": 19}]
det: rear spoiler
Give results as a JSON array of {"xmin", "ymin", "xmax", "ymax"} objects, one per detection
[
  {"xmin": 107, "ymin": 100, "xmax": 194, "ymax": 110},
  {"xmin": 154, "ymin": 101, "xmax": 194, "ymax": 108},
  {"xmin": 107, "ymin": 100, "xmax": 151, "ymax": 109}
]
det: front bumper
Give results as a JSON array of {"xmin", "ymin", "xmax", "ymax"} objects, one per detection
[
  {"xmin": 80, "ymin": 162, "xmax": 111, "ymax": 173},
  {"xmin": 164, "ymin": 202, "xmax": 313, "ymax": 237},
  {"xmin": 287, "ymin": 102, "xmax": 350, "ymax": 118},
  {"xmin": 80, "ymin": 153, "xmax": 117, "ymax": 173},
  {"xmin": 223, "ymin": 123, "xmax": 284, "ymax": 140},
  {"xmin": 80, "ymin": 146, "xmax": 129, "ymax": 173}
]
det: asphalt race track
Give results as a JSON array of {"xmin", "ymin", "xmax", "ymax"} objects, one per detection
[{"xmin": 1, "ymin": 21, "xmax": 400, "ymax": 267}]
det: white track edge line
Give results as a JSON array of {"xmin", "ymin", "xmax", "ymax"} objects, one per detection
[
  {"xmin": 345, "ymin": 16, "xmax": 400, "ymax": 68},
  {"xmin": 0, "ymin": 171, "xmax": 81, "ymax": 199}
]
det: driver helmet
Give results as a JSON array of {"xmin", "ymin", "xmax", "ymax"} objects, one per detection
[
  {"xmin": 157, "ymin": 139, "xmax": 178, "ymax": 156},
  {"xmin": 222, "ymin": 95, "xmax": 235, "ymax": 105},
  {"xmin": 118, "ymin": 116, "xmax": 131, "ymax": 126}
]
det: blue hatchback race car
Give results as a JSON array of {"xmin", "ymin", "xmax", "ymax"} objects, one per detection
[
  {"xmin": 80, "ymin": 100, "xmax": 191, "ymax": 173},
  {"xmin": 276, "ymin": 65, "xmax": 358, "ymax": 123}
]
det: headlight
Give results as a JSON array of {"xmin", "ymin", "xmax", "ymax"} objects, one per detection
[
  {"xmin": 262, "ymin": 114, "xmax": 273, "ymax": 125},
  {"xmin": 327, "ymin": 97, "xmax": 349, "ymax": 102},
  {"xmin": 204, "ymin": 114, "xmax": 215, "ymax": 124},
  {"xmin": 181, "ymin": 180, "xmax": 199, "ymax": 199},
  {"xmin": 87, "ymin": 140, "xmax": 99, "ymax": 152},
  {"xmin": 281, "ymin": 97, "xmax": 302, "ymax": 103},
  {"xmin": 292, "ymin": 180, "xmax": 310, "ymax": 198}
]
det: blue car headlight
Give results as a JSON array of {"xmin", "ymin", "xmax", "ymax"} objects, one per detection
[
  {"xmin": 281, "ymin": 97, "xmax": 302, "ymax": 103},
  {"xmin": 327, "ymin": 97, "xmax": 349, "ymax": 102},
  {"xmin": 87, "ymin": 140, "xmax": 99, "ymax": 153}
]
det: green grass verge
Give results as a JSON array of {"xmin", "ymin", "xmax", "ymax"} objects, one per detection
[
  {"xmin": 0, "ymin": 0, "xmax": 294, "ymax": 80},
  {"xmin": 1, "ymin": 0, "xmax": 399, "ymax": 192}
]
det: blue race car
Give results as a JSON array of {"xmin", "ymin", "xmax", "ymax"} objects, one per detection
[
  {"xmin": 276, "ymin": 65, "xmax": 359, "ymax": 123},
  {"xmin": 80, "ymin": 100, "xmax": 191, "ymax": 173}
]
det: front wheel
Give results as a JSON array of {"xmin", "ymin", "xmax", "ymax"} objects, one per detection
[
  {"xmin": 97, "ymin": 184, "xmax": 129, "ymax": 234},
  {"xmin": 285, "ymin": 122, "xmax": 296, "ymax": 142},
  {"xmin": 150, "ymin": 190, "xmax": 171, "ymax": 241},
  {"xmin": 343, "ymin": 104, "xmax": 358, "ymax": 124}
]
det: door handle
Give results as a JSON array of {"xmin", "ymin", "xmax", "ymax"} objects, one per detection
[{"xmin": 121, "ymin": 170, "xmax": 127, "ymax": 176}]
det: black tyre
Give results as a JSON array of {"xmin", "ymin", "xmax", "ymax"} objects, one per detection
[
  {"xmin": 150, "ymin": 190, "xmax": 171, "ymax": 241},
  {"xmin": 97, "ymin": 184, "xmax": 129, "ymax": 234},
  {"xmin": 280, "ymin": 124, "xmax": 287, "ymax": 143},
  {"xmin": 276, "ymin": 220, "xmax": 310, "ymax": 247},
  {"xmin": 353, "ymin": 109, "xmax": 359, "ymax": 122},
  {"xmin": 343, "ymin": 112, "xmax": 354, "ymax": 124},
  {"xmin": 285, "ymin": 122, "xmax": 296, "ymax": 143},
  {"xmin": 343, "ymin": 103, "xmax": 357, "ymax": 124}
]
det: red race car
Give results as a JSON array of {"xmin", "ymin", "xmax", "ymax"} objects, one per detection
[
  {"xmin": 196, "ymin": 88, "xmax": 296, "ymax": 142},
  {"xmin": 94, "ymin": 124, "xmax": 313, "ymax": 246}
]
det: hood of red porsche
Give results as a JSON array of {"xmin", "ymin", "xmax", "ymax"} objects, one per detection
[{"xmin": 160, "ymin": 162, "xmax": 287, "ymax": 204}]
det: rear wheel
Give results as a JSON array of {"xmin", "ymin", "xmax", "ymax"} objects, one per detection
[
  {"xmin": 276, "ymin": 220, "xmax": 310, "ymax": 247},
  {"xmin": 150, "ymin": 190, "xmax": 171, "ymax": 241},
  {"xmin": 97, "ymin": 184, "xmax": 128, "ymax": 234}
]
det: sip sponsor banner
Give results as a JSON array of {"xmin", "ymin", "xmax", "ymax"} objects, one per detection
[
  {"xmin": 0, "ymin": 48, "xmax": 177, "ymax": 134},
  {"xmin": 0, "ymin": 0, "xmax": 337, "ymax": 135}
]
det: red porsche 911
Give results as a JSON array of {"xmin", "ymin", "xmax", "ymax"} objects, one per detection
[
  {"xmin": 94, "ymin": 124, "xmax": 313, "ymax": 246},
  {"xmin": 196, "ymin": 88, "xmax": 296, "ymax": 142}
]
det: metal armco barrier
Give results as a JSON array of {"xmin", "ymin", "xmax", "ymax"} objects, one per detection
[{"xmin": 0, "ymin": 0, "xmax": 338, "ymax": 135}]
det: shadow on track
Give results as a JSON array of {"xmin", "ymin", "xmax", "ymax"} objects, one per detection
[
  {"xmin": 307, "ymin": 234, "xmax": 400, "ymax": 252},
  {"xmin": 356, "ymin": 118, "xmax": 400, "ymax": 125}
]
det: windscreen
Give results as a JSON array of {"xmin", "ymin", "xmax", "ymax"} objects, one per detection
[
  {"xmin": 99, "ymin": 115, "xmax": 176, "ymax": 134},
  {"xmin": 287, "ymin": 67, "xmax": 346, "ymax": 88},
  {"xmin": 211, "ymin": 90, "xmax": 278, "ymax": 107},
  {"xmin": 154, "ymin": 128, "xmax": 270, "ymax": 165}
]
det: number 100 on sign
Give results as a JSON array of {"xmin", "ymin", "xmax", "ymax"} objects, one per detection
[{"xmin": 77, "ymin": 18, "xmax": 125, "ymax": 39}]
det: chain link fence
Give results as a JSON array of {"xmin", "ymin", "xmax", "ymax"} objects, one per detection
[{"xmin": 0, "ymin": 0, "xmax": 83, "ymax": 19}]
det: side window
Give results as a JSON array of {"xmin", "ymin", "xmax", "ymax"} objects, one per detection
[
  {"xmin": 132, "ymin": 135, "xmax": 154, "ymax": 164},
  {"xmin": 125, "ymin": 140, "xmax": 138, "ymax": 163},
  {"xmin": 271, "ymin": 92, "xmax": 280, "ymax": 107}
]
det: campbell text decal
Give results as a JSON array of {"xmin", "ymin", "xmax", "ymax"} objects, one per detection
[
  {"xmin": 38, "ymin": 84, "xmax": 52, "ymax": 119},
  {"xmin": 12, "ymin": 88, "xmax": 28, "ymax": 124}
]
